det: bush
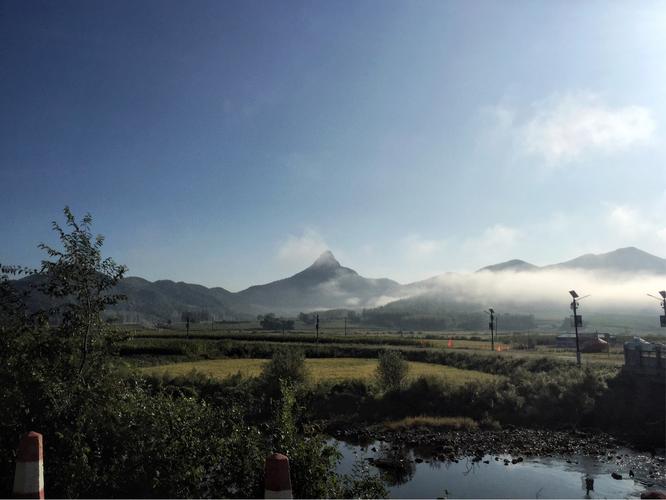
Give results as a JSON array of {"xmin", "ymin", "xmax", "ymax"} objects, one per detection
[
  {"xmin": 259, "ymin": 348, "xmax": 309, "ymax": 396},
  {"xmin": 269, "ymin": 381, "xmax": 387, "ymax": 499},
  {"xmin": 376, "ymin": 350, "xmax": 408, "ymax": 391},
  {"xmin": 384, "ymin": 415, "xmax": 478, "ymax": 431}
]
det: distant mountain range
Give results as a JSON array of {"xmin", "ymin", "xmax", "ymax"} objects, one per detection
[
  {"xmin": 13, "ymin": 246, "xmax": 666, "ymax": 322},
  {"xmin": 477, "ymin": 247, "xmax": 666, "ymax": 274}
]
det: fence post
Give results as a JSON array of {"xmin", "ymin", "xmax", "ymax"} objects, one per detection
[
  {"xmin": 265, "ymin": 453, "xmax": 292, "ymax": 499},
  {"xmin": 13, "ymin": 431, "xmax": 44, "ymax": 499}
]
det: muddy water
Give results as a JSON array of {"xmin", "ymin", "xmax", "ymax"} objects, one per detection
[{"xmin": 333, "ymin": 439, "xmax": 665, "ymax": 499}]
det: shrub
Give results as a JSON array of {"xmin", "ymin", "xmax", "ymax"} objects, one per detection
[
  {"xmin": 269, "ymin": 381, "xmax": 387, "ymax": 499},
  {"xmin": 384, "ymin": 415, "xmax": 478, "ymax": 431},
  {"xmin": 259, "ymin": 348, "xmax": 309, "ymax": 396},
  {"xmin": 376, "ymin": 350, "xmax": 408, "ymax": 391}
]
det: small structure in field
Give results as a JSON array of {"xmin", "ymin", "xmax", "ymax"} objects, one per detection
[
  {"xmin": 623, "ymin": 337, "xmax": 666, "ymax": 381},
  {"xmin": 556, "ymin": 332, "xmax": 609, "ymax": 352}
]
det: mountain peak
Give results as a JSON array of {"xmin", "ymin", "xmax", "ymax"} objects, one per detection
[
  {"xmin": 548, "ymin": 246, "xmax": 666, "ymax": 273},
  {"xmin": 310, "ymin": 250, "xmax": 340, "ymax": 269},
  {"xmin": 478, "ymin": 259, "xmax": 538, "ymax": 273}
]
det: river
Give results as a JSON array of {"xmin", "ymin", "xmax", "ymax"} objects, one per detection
[{"xmin": 332, "ymin": 439, "xmax": 665, "ymax": 499}]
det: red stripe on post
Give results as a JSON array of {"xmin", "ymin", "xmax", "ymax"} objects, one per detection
[
  {"xmin": 14, "ymin": 489, "xmax": 45, "ymax": 500},
  {"xmin": 13, "ymin": 432, "xmax": 44, "ymax": 500},
  {"xmin": 265, "ymin": 453, "xmax": 292, "ymax": 493},
  {"xmin": 17, "ymin": 432, "xmax": 42, "ymax": 463}
]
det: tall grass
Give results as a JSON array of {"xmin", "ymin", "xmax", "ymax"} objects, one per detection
[{"xmin": 383, "ymin": 416, "xmax": 478, "ymax": 431}]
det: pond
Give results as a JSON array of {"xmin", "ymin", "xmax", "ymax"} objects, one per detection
[{"xmin": 333, "ymin": 439, "xmax": 665, "ymax": 499}]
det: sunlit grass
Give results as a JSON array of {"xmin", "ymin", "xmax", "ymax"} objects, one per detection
[
  {"xmin": 142, "ymin": 357, "xmax": 499, "ymax": 384},
  {"xmin": 383, "ymin": 416, "xmax": 479, "ymax": 431}
]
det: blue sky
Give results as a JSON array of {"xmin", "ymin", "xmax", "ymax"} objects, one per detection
[{"xmin": 1, "ymin": 0, "xmax": 665, "ymax": 290}]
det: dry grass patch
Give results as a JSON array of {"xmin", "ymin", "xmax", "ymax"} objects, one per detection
[
  {"xmin": 142, "ymin": 357, "xmax": 499, "ymax": 385},
  {"xmin": 383, "ymin": 416, "xmax": 479, "ymax": 431}
]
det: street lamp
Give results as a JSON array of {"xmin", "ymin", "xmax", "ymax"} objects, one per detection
[
  {"xmin": 647, "ymin": 291, "xmax": 666, "ymax": 327},
  {"xmin": 485, "ymin": 308, "xmax": 495, "ymax": 351},
  {"xmin": 569, "ymin": 290, "xmax": 590, "ymax": 367},
  {"xmin": 316, "ymin": 314, "xmax": 320, "ymax": 343}
]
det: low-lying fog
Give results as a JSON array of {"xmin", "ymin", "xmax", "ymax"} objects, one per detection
[{"xmin": 389, "ymin": 268, "xmax": 665, "ymax": 314}]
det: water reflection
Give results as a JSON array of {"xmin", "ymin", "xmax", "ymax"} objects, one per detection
[
  {"xmin": 371, "ymin": 442, "xmax": 416, "ymax": 486},
  {"xmin": 333, "ymin": 439, "xmax": 656, "ymax": 499}
]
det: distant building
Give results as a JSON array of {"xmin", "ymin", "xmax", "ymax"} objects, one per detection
[
  {"xmin": 556, "ymin": 332, "xmax": 610, "ymax": 352},
  {"xmin": 556, "ymin": 334, "xmax": 578, "ymax": 349},
  {"xmin": 623, "ymin": 337, "xmax": 666, "ymax": 381}
]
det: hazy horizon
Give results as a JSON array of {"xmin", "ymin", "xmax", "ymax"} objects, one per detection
[{"xmin": 2, "ymin": 1, "xmax": 665, "ymax": 289}]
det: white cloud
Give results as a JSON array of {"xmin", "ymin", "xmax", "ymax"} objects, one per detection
[
  {"xmin": 421, "ymin": 268, "xmax": 666, "ymax": 312},
  {"xmin": 396, "ymin": 225, "xmax": 523, "ymax": 277},
  {"xmin": 491, "ymin": 93, "xmax": 656, "ymax": 164},
  {"xmin": 402, "ymin": 234, "xmax": 446, "ymax": 260},
  {"xmin": 605, "ymin": 199, "xmax": 666, "ymax": 245},
  {"xmin": 276, "ymin": 228, "xmax": 328, "ymax": 267},
  {"xmin": 464, "ymin": 224, "xmax": 521, "ymax": 253},
  {"xmin": 607, "ymin": 205, "xmax": 651, "ymax": 239}
]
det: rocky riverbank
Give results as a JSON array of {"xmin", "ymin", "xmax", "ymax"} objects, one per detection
[{"xmin": 329, "ymin": 424, "xmax": 666, "ymax": 486}]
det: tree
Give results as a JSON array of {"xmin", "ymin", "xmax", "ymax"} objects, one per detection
[
  {"xmin": 298, "ymin": 312, "xmax": 316, "ymax": 325},
  {"xmin": 260, "ymin": 313, "xmax": 294, "ymax": 331},
  {"xmin": 0, "ymin": 207, "xmax": 129, "ymax": 495},
  {"xmin": 260, "ymin": 348, "xmax": 309, "ymax": 396},
  {"xmin": 38, "ymin": 207, "xmax": 127, "ymax": 377},
  {"xmin": 376, "ymin": 350, "xmax": 408, "ymax": 391}
]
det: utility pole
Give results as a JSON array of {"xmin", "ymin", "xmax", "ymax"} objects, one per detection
[
  {"xmin": 186, "ymin": 314, "xmax": 190, "ymax": 339},
  {"xmin": 344, "ymin": 317, "xmax": 347, "ymax": 336},
  {"xmin": 569, "ymin": 290, "xmax": 589, "ymax": 367},
  {"xmin": 495, "ymin": 313, "xmax": 499, "ymax": 348},
  {"xmin": 316, "ymin": 314, "xmax": 319, "ymax": 344},
  {"xmin": 572, "ymin": 297, "xmax": 580, "ymax": 366}
]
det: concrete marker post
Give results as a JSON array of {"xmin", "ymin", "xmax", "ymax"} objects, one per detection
[
  {"xmin": 265, "ymin": 453, "xmax": 292, "ymax": 499},
  {"xmin": 13, "ymin": 431, "xmax": 44, "ymax": 499}
]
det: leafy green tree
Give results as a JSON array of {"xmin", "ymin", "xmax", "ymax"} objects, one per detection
[
  {"xmin": 260, "ymin": 313, "xmax": 294, "ymax": 331},
  {"xmin": 38, "ymin": 207, "xmax": 127, "ymax": 377},
  {"xmin": 260, "ymin": 348, "xmax": 309, "ymax": 397},
  {"xmin": 0, "ymin": 208, "xmax": 127, "ymax": 495},
  {"xmin": 270, "ymin": 381, "xmax": 386, "ymax": 499},
  {"xmin": 376, "ymin": 350, "xmax": 409, "ymax": 391}
]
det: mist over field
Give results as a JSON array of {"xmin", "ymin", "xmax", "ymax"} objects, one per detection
[{"xmin": 404, "ymin": 268, "xmax": 666, "ymax": 314}]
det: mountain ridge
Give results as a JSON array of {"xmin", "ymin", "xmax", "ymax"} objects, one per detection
[
  {"xmin": 478, "ymin": 247, "xmax": 666, "ymax": 274},
  {"xmin": 12, "ymin": 247, "xmax": 666, "ymax": 322}
]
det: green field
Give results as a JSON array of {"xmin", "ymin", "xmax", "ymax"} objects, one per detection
[{"xmin": 142, "ymin": 357, "xmax": 499, "ymax": 384}]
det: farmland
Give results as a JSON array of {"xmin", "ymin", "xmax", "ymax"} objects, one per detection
[
  {"xmin": 119, "ymin": 323, "xmax": 633, "ymax": 369},
  {"xmin": 142, "ymin": 357, "xmax": 499, "ymax": 385}
]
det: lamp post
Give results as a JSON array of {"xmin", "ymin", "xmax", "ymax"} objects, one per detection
[
  {"xmin": 569, "ymin": 290, "xmax": 589, "ymax": 367},
  {"xmin": 316, "ymin": 314, "xmax": 319, "ymax": 344},
  {"xmin": 485, "ymin": 308, "xmax": 495, "ymax": 351}
]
